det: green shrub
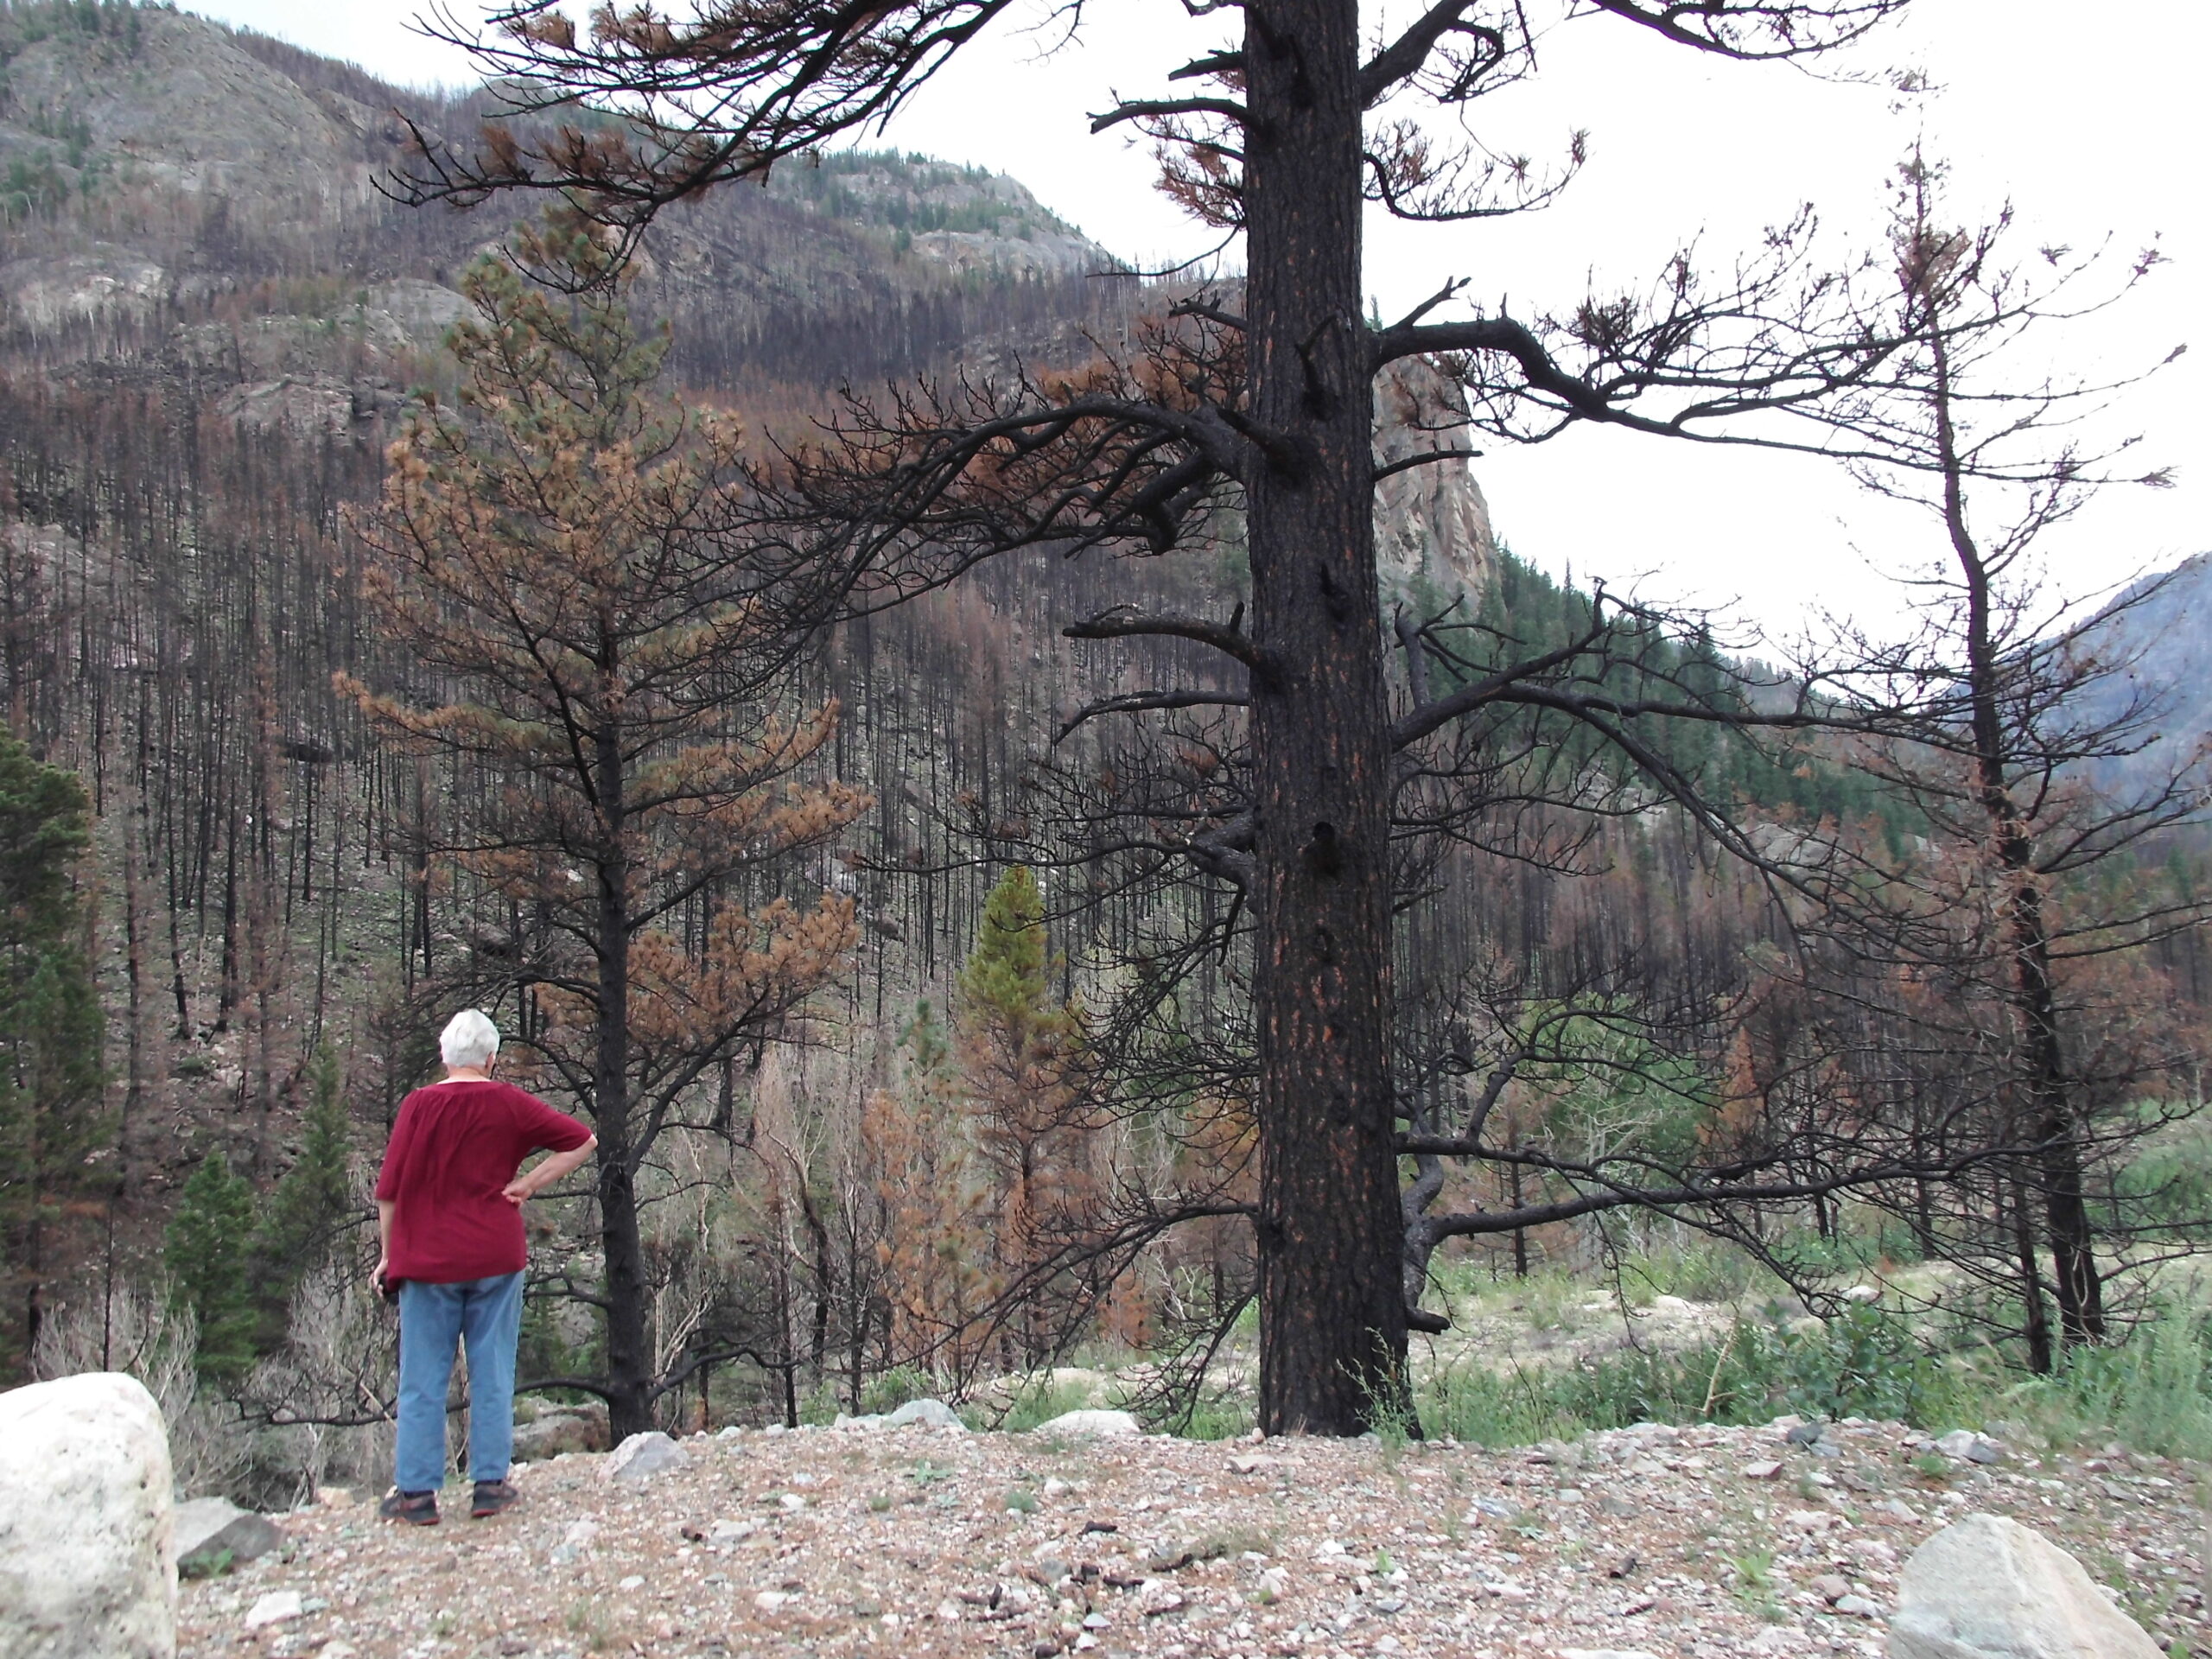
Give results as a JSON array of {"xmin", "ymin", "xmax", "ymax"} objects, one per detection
[
  {"xmin": 798, "ymin": 1381, "xmax": 842, "ymax": 1426},
  {"xmin": 2013, "ymin": 1306, "xmax": 2212, "ymax": 1460},
  {"xmin": 860, "ymin": 1364, "xmax": 935, "ymax": 1415},
  {"xmin": 1175, "ymin": 1392, "xmax": 1256, "ymax": 1441}
]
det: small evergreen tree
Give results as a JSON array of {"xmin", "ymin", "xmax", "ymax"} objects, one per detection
[
  {"xmin": 954, "ymin": 867, "xmax": 1097, "ymax": 1367},
  {"xmin": 861, "ymin": 1000, "xmax": 994, "ymax": 1380},
  {"xmin": 166, "ymin": 1151, "xmax": 258, "ymax": 1384},
  {"xmin": 252, "ymin": 1047, "xmax": 353, "ymax": 1342},
  {"xmin": 0, "ymin": 728, "xmax": 102, "ymax": 1374}
]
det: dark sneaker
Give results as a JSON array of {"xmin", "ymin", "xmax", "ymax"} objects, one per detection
[
  {"xmin": 379, "ymin": 1488, "xmax": 440, "ymax": 1526},
  {"xmin": 471, "ymin": 1478, "xmax": 521, "ymax": 1519}
]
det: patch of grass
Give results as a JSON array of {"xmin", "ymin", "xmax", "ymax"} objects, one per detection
[
  {"xmin": 177, "ymin": 1547, "xmax": 234, "ymax": 1580},
  {"xmin": 2010, "ymin": 1306, "xmax": 2212, "ymax": 1460},
  {"xmin": 1004, "ymin": 1487, "xmax": 1039, "ymax": 1514},
  {"xmin": 798, "ymin": 1381, "xmax": 842, "ymax": 1426},
  {"xmin": 1185, "ymin": 1392, "xmax": 1257, "ymax": 1440},
  {"xmin": 564, "ymin": 1598, "xmax": 618, "ymax": 1651},
  {"xmin": 1726, "ymin": 1550, "xmax": 1783, "ymax": 1621},
  {"xmin": 868, "ymin": 1493, "xmax": 893, "ymax": 1513},
  {"xmin": 1419, "ymin": 1301, "xmax": 1984, "ymax": 1446},
  {"xmin": 1626, "ymin": 1240, "xmax": 1765, "ymax": 1305},
  {"xmin": 999, "ymin": 1376, "xmax": 1100, "ymax": 1433},
  {"xmin": 1517, "ymin": 1269, "xmax": 1593, "ymax": 1334}
]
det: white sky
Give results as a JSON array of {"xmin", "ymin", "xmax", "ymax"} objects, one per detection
[{"xmin": 193, "ymin": 0, "xmax": 2206, "ymax": 641}]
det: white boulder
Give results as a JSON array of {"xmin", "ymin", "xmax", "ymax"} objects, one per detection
[
  {"xmin": 1032, "ymin": 1408, "xmax": 1142, "ymax": 1437},
  {"xmin": 0, "ymin": 1372, "xmax": 176, "ymax": 1659},
  {"xmin": 1888, "ymin": 1511, "xmax": 2160, "ymax": 1659},
  {"xmin": 602, "ymin": 1431, "xmax": 687, "ymax": 1482}
]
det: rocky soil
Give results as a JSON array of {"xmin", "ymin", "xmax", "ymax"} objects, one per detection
[{"xmin": 178, "ymin": 1414, "xmax": 2211, "ymax": 1659}]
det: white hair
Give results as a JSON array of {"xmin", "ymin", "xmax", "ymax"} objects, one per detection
[{"xmin": 440, "ymin": 1008, "xmax": 500, "ymax": 1070}]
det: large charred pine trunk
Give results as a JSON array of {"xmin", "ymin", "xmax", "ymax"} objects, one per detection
[
  {"xmin": 592, "ymin": 715, "xmax": 654, "ymax": 1441},
  {"xmin": 1243, "ymin": 0, "xmax": 1410, "ymax": 1434}
]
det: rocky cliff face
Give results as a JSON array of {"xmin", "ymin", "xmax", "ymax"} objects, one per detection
[
  {"xmin": 2, "ymin": 9, "xmax": 390, "ymax": 196},
  {"xmin": 1374, "ymin": 355, "xmax": 1497, "ymax": 607}
]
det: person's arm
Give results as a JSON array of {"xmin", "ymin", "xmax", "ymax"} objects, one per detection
[
  {"xmin": 373, "ymin": 1198, "xmax": 395, "ymax": 1294},
  {"xmin": 372, "ymin": 1096, "xmax": 414, "ymax": 1296},
  {"xmin": 502, "ymin": 1135, "xmax": 597, "ymax": 1206}
]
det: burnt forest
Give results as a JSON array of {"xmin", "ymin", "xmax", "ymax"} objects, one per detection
[{"xmin": 3, "ymin": 0, "xmax": 2209, "ymax": 1505}]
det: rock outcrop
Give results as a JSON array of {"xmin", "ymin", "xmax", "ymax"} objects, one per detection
[
  {"xmin": 1888, "ymin": 1511, "xmax": 2161, "ymax": 1659},
  {"xmin": 2075, "ymin": 550, "xmax": 2212, "ymax": 804},
  {"xmin": 0, "ymin": 1371, "xmax": 176, "ymax": 1659},
  {"xmin": 512, "ymin": 1402, "xmax": 611, "ymax": 1461},
  {"xmin": 171, "ymin": 1497, "xmax": 283, "ymax": 1574},
  {"xmin": 1373, "ymin": 355, "xmax": 1497, "ymax": 608}
]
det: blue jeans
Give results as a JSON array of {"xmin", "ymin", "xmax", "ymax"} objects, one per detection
[{"xmin": 395, "ymin": 1272, "xmax": 524, "ymax": 1492}]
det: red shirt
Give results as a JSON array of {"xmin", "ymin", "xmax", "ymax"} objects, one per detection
[{"xmin": 374, "ymin": 1080, "xmax": 592, "ymax": 1283}]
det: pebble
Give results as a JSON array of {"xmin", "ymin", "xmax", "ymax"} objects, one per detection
[{"xmin": 243, "ymin": 1591, "xmax": 302, "ymax": 1628}]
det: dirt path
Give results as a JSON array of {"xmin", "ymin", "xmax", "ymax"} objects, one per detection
[{"xmin": 181, "ymin": 1415, "xmax": 2209, "ymax": 1659}]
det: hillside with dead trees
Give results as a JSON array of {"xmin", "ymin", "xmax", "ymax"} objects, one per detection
[{"xmin": 0, "ymin": 0, "xmax": 2206, "ymax": 1510}]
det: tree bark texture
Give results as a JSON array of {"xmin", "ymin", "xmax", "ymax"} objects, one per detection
[
  {"xmin": 2012, "ymin": 884, "xmax": 2107, "ymax": 1344},
  {"xmin": 1243, "ymin": 0, "xmax": 1410, "ymax": 1434},
  {"xmin": 592, "ymin": 712, "xmax": 654, "ymax": 1441}
]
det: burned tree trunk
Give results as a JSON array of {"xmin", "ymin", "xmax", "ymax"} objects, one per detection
[
  {"xmin": 592, "ymin": 709, "xmax": 656, "ymax": 1442},
  {"xmin": 1243, "ymin": 0, "xmax": 1408, "ymax": 1434}
]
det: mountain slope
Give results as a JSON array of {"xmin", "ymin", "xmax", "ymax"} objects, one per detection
[{"xmin": 2075, "ymin": 552, "xmax": 2212, "ymax": 804}]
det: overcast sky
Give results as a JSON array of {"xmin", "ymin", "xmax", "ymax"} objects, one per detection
[{"xmin": 192, "ymin": 0, "xmax": 2205, "ymax": 642}]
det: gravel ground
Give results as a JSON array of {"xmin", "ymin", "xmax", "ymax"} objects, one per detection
[{"xmin": 180, "ymin": 1415, "xmax": 2211, "ymax": 1659}]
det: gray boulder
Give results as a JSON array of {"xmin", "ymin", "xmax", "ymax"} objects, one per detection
[
  {"xmin": 887, "ymin": 1398, "xmax": 964, "ymax": 1430},
  {"xmin": 512, "ymin": 1404, "xmax": 610, "ymax": 1461},
  {"xmin": 832, "ymin": 1396, "xmax": 967, "ymax": 1431},
  {"xmin": 172, "ymin": 1497, "xmax": 283, "ymax": 1573},
  {"xmin": 0, "ymin": 1371, "xmax": 175, "ymax": 1659},
  {"xmin": 602, "ymin": 1431, "xmax": 687, "ymax": 1482},
  {"xmin": 1934, "ymin": 1428, "xmax": 2006, "ymax": 1465},
  {"xmin": 1888, "ymin": 1511, "xmax": 2160, "ymax": 1658}
]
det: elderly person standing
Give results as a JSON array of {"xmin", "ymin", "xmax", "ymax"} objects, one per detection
[{"xmin": 373, "ymin": 1009, "xmax": 596, "ymax": 1524}]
